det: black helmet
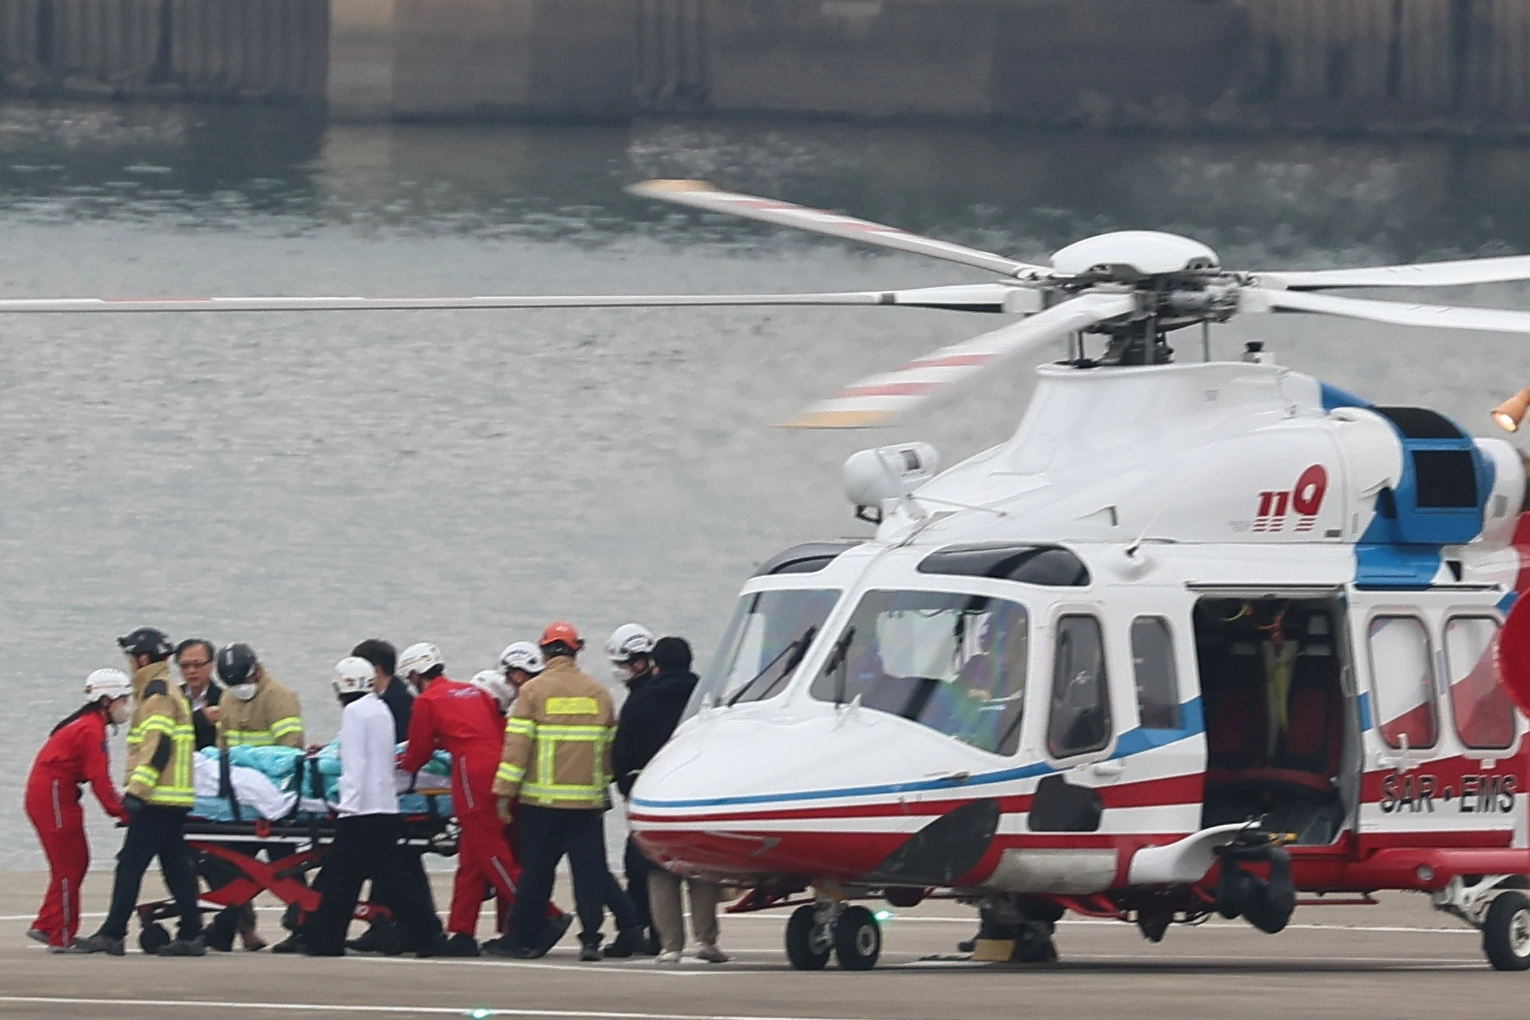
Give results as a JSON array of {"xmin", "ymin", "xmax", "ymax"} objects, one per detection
[
  {"xmin": 216, "ymin": 643, "xmax": 259, "ymax": 686},
  {"xmin": 117, "ymin": 627, "xmax": 173, "ymax": 660}
]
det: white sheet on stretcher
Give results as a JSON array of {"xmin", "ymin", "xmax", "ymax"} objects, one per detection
[{"xmin": 193, "ymin": 754, "xmax": 299, "ymax": 820}]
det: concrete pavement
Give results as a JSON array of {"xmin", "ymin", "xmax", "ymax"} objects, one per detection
[{"xmin": 0, "ymin": 870, "xmax": 1521, "ymax": 1020}]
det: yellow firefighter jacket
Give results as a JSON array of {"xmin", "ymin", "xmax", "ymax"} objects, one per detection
[
  {"xmin": 124, "ymin": 661, "xmax": 196, "ymax": 808},
  {"xmin": 493, "ymin": 656, "xmax": 615, "ymax": 809},
  {"xmin": 217, "ymin": 668, "xmax": 304, "ymax": 750}
]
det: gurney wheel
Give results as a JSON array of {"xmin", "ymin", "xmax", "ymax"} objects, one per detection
[{"xmin": 139, "ymin": 922, "xmax": 171, "ymax": 955}]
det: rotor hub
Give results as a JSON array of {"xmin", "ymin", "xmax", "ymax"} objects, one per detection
[{"xmin": 1051, "ymin": 231, "xmax": 1221, "ymax": 282}]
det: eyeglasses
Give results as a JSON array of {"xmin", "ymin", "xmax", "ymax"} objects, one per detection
[{"xmin": 178, "ymin": 660, "xmax": 213, "ymax": 670}]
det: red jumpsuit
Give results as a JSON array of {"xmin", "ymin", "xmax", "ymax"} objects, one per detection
[
  {"xmin": 25, "ymin": 709, "xmax": 125, "ymax": 947},
  {"xmin": 401, "ymin": 679, "xmax": 554, "ymax": 937}
]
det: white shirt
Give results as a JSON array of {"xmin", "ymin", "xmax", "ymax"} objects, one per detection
[{"xmin": 337, "ymin": 693, "xmax": 399, "ymax": 817}]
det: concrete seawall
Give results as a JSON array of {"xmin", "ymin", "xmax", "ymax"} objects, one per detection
[
  {"xmin": 4, "ymin": 0, "xmax": 1530, "ymax": 132},
  {"xmin": 0, "ymin": 0, "xmax": 326, "ymax": 101}
]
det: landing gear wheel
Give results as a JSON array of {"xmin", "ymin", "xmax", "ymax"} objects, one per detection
[
  {"xmin": 785, "ymin": 905, "xmax": 831, "ymax": 970},
  {"xmin": 139, "ymin": 921, "xmax": 171, "ymax": 955},
  {"xmin": 1483, "ymin": 891, "xmax": 1530, "ymax": 971},
  {"xmin": 833, "ymin": 905, "xmax": 881, "ymax": 971}
]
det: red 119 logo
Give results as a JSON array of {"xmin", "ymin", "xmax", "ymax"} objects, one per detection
[{"xmin": 1253, "ymin": 464, "xmax": 1328, "ymax": 534}]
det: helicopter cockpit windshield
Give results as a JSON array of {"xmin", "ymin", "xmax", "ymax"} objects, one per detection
[
  {"xmin": 808, "ymin": 590, "xmax": 1028, "ymax": 755},
  {"xmin": 689, "ymin": 588, "xmax": 841, "ymax": 713}
]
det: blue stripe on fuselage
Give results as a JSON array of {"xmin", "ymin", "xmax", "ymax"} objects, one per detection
[{"xmin": 1320, "ymin": 383, "xmax": 1371, "ymax": 411}]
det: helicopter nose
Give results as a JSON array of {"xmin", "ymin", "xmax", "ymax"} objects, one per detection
[{"xmin": 627, "ymin": 704, "xmax": 961, "ymax": 882}]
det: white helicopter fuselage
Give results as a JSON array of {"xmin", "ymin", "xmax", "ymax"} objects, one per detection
[{"xmin": 631, "ymin": 359, "xmax": 1530, "ymax": 904}]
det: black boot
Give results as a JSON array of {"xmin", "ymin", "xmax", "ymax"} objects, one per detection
[
  {"xmin": 441, "ymin": 933, "xmax": 480, "ymax": 957},
  {"xmin": 603, "ymin": 926, "xmax": 645, "ymax": 958}
]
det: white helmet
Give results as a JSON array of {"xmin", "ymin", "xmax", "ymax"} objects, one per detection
[
  {"xmin": 85, "ymin": 668, "xmax": 133, "ymax": 701},
  {"xmin": 471, "ymin": 669, "xmax": 517, "ymax": 713},
  {"xmin": 606, "ymin": 623, "xmax": 656, "ymax": 664},
  {"xmin": 333, "ymin": 656, "xmax": 375, "ymax": 697},
  {"xmin": 398, "ymin": 642, "xmax": 444, "ymax": 678},
  {"xmin": 498, "ymin": 641, "xmax": 545, "ymax": 677}
]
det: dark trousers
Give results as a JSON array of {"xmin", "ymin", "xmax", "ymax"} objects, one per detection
[
  {"xmin": 622, "ymin": 835, "xmax": 653, "ymax": 930},
  {"xmin": 304, "ymin": 814, "xmax": 442, "ymax": 956},
  {"xmin": 100, "ymin": 805, "xmax": 202, "ymax": 941},
  {"xmin": 513, "ymin": 805, "xmax": 638, "ymax": 949}
]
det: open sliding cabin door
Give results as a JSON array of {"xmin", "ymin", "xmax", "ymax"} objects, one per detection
[{"xmin": 1191, "ymin": 589, "xmax": 1355, "ymax": 846}]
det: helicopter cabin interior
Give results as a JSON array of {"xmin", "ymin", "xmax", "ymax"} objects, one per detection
[{"xmin": 1194, "ymin": 596, "xmax": 1358, "ymax": 845}]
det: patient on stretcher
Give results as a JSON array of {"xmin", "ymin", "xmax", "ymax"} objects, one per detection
[{"xmin": 191, "ymin": 743, "xmax": 455, "ymax": 822}]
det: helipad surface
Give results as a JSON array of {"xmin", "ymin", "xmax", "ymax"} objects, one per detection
[{"xmin": 0, "ymin": 871, "xmax": 1516, "ymax": 1020}]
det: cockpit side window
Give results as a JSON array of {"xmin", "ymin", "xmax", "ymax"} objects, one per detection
[
  {"xmin": 808, "ymin": 589, "xmax": 1028, "ymax": 756},
  {"xmin": 688, "ymin": 589, "xmax": 840, "ymax": 717},
  {"xmin": 1047, "ymin": 615, "xmax": 1111, "ymax": 758}
]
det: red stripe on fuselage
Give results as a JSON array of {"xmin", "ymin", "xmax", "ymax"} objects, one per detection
[{"xmin": 629, "ymin": 772, "xmax": 1205, "ymax": 827}]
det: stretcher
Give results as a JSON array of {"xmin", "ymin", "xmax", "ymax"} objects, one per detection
[{"xmin": 132, "ymin": 750, "xmax": 460, "ymax": 954}]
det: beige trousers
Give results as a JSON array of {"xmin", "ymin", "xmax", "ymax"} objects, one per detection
[{"xmin": 647, "ymin": 869, "xmax": 721, "ymax": 952}]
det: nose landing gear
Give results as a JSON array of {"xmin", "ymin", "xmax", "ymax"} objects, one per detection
[{"xmin": 785, "ymin": 901, "xmax": 883, "ymax": 970}]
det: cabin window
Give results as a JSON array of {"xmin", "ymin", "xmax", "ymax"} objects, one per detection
[
  {"xmin": 1131, "ymin": 616, "xmax": 1181, "ymax": 730},
  {"xmin": 691, "ymin": 588, "xmax": 840, "ymax": 713},
  {"xmin": 1367, "ymin": 616, "xmax": 1438, "ymax": 749},
  {"xmin": 808, "ymin": 590, "xmax": 1029, "ymax": 755},
  {"xmin": 1048, "ymin": 615, "xmax": 1112, "ymax": 758},
  {"xmin": 1445, "ymin": 617, "xmax": 1515, "ymax": 751}
]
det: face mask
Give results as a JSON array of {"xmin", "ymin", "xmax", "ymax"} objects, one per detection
[
  {"xmin": 109, "ymin": 700, "xmax": 131, "ymax": 726},
  {"xmin": 611, "ymin": 663, "xmax": 634, "ymax": 684},
  {"xmin": 231, "ymin": 682, "xmax": 258, "ymax": 702}
]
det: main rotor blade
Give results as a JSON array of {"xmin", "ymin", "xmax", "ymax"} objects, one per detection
[
  {"xmin": 1256, "ymin": 254, "xmax": 1530, "ymax": 291},
  {"xmin": 629, "ymin": 180, "xmax": 1050, "ymax": 281},
  {"xmin": 0, "ymin": 284, "xmax": 1029, "ymax": 315},
  {"xmin": 787, "ymin": 290, "xmax": 1138, "ymax": 429},
  {"xmin": 1248, "ymin": 288, "xmax": 1530, "ymax": 334}
]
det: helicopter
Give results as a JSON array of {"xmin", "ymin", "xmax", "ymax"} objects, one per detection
[{"xmin": 11, "ymin": 180, "xmax": 1530, "ymax": 973}]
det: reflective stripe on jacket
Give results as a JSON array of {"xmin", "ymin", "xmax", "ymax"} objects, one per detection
[
  {"xmin": 217, "ymin": 668, "xmax": 304, "ymax": 750},
  {"xmin": 124, "ymin": 662, "xmax": 196, "ymax": 808},
  {"xmin": 492, "ymin": 657, "xmax": 615, "ymax": 809}
]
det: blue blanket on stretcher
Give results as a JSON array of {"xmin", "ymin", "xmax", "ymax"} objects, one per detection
[{"xmin": 191, "ymin": 743, "xmax": 454, "ymax": 821}]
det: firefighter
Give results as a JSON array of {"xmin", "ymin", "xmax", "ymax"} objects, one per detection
[
  {"xmin": 468, "ymin": 648, "xmax": 575, "ymax": 952},
  {"xmin": 398, "ymin": 643, "xmax": 570, "ymax": 957},
  {"xmin": 493, "ymin": 622, "xmax": 643, "ymax": 961},
  {"xmin": 25, "ymin": 669, "xmax": 131, "ymax": 951},
  {"xmin": 206, "ymin": 641, "xmax": 306, "ymax": 952},
  {"xmin": 214, "ymin": 643, "xmax": 304, "ymax": 750},
  {"xmin": 71, "ymin": 627, "xmax": 203, "ymax": 956}
]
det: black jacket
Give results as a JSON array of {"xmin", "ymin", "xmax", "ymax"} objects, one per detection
[
  {"xmin": 379, "ymin": 675, "xmax": 415, "ymax": 742},
  {"xmin": 184, "ymin": 682, "xmax": 224, "ymax": 751},
  {"xmin": 612, "ymin": 668, "xmax": 698, "ymax": 797}
]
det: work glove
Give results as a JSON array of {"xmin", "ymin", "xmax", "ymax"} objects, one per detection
[
  {"xmin": 121, "ymin": 794, "xmax": 145, "ymax": 817},
  {"xmin": 496, "ymin": 796, "xmax": 514, "ymax": 825}
]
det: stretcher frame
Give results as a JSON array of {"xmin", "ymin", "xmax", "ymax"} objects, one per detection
[{"xmin": 132, "ymin": 751, "xmax": 459, "ymax": 953}]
